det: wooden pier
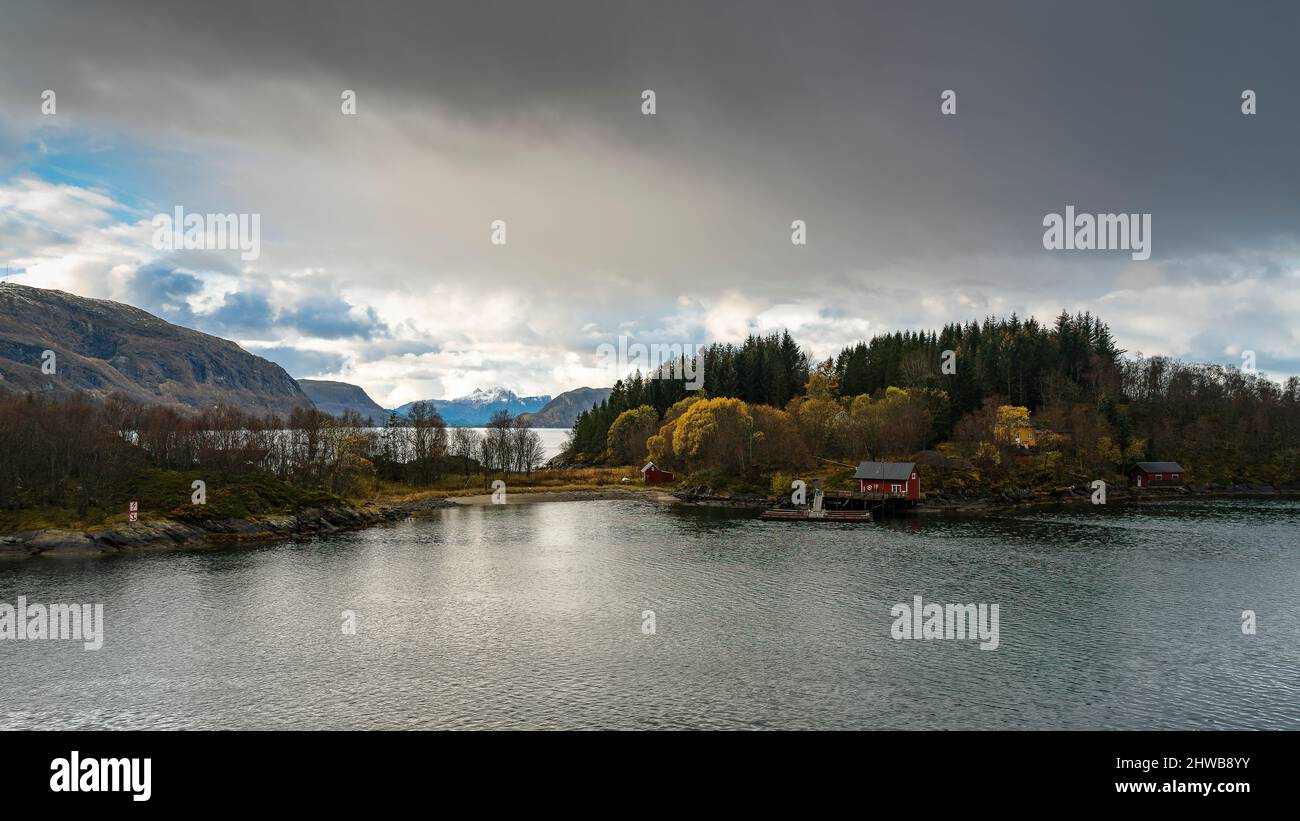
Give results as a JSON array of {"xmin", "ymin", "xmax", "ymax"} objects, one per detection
[
  {"xmin": 760, "ymin": 485, "xmax": 907, "ymax": 523},
  {"xmin": 760, "ymin": 508, "xmax": 872, "ymax": 522}
]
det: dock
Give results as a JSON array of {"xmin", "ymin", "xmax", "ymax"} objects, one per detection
[
  {"xmin": 760, "ymin": 508, "xmax": 872, "ymax": 522},
  {"xmin": 760, "ymin": 485, "xmax": 890, "ymax": 523}
]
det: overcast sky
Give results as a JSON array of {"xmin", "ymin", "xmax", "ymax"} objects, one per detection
[{"xmin": 2, "ymin": 0, "xmax": 1299, "ymax": 406}]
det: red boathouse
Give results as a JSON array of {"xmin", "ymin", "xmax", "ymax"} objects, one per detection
[
  {"xmin": 641, "ymin": 462, "xmax": 675, "ymax": 485},
  {"xmin": 853, "ymin": 461, "xmax": 920, "ymax": 500},
  {"xmin": 1129, "ymin": 461, "xmax": 1185, "ymax": 488}
]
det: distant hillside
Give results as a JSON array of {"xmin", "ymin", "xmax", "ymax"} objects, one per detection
[
  {"xmin": 297, "ymin": 379, "xmax": 386, "ymax": 423},
  {"xmin": 396, "ymin": 387, "xmax": 551, "ymax": 426},
  {"xmin": 519, "ymin": 386, "xmax": 613, "ymax": 428},
  {"xmin": 0, "ymin": 282, "xmax": 314, "ymax": 416}
]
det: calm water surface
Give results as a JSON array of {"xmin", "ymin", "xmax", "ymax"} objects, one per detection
[
  {"xmin": 462, "ymin": 427, "xmax": 569, "ymax": 461},
  {"xmin": 2, "ymin": 497, "xmax": 1298, "ymax": 729}
]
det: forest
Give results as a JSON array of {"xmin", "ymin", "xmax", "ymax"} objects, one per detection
[
  {"xmin": 3, "ymin": 310, "xmax": 1298, "ymax": 526},
  {"xmin": 565, "ymin": 312, "xmax": 1300, "ymax": 488}
]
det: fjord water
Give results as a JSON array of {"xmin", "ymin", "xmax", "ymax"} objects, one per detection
[{"xmin": 2, "ymin": 498, "xmax": 1297, "ymax": 730}]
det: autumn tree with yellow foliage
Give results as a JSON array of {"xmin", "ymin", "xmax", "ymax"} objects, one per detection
[
  {"xmin": 646, "ymin": 395, "xmax": 811, "ymax": 475},
  {"xmin": 606, "ymin": 404, "xmax": 659, "ymax": 464}
]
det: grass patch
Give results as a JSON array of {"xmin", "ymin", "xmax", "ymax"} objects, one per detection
[
  {"xmin": 165, "ymin": 472, "xmax": 347, "ymax": 522},
  {"xmin": 0, "ymin": 470, "xmax": 350, "ymax": 532}
]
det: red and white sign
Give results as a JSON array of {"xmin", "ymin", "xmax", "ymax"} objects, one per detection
[{"xmin": 128, "ymin": 500, "xmax": 139, "ymax": 522}]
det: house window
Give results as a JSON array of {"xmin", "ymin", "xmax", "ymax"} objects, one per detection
[
  {"xmin": 1171, "ymin": 473, "xmax": 1179, "ymax": 480},
  {"xmin": 1155, "ymin": 473, "xmax": 1163, "ymax": 480},
  {"xmin": 891, "ymin": 483, "xmax": 902, "ymax": 493}
]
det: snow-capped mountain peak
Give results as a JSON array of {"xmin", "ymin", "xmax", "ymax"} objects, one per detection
[
  {"xmin": 463, "ymin": 386, "xmax": 518, "ymax": 404},
  {"xmin": 393, "ymin": 386, "xmax": 553, "ymax": 425}
]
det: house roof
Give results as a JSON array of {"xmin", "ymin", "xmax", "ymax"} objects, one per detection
[
  {"xmin": 853, "ymin": 461, "xmax": 916, "ymax": 480},
  {"xmin": 1133, "ymin": 461, "xmax": 1184, "ymax": 473}
]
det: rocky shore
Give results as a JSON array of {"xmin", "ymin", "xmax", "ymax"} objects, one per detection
[
  {"xmin": 922, "ymin": 481, "xmax": 1300, "ymax": 510},
  {"xmin": 6, "ymin": 480, "xmax": 1296, "ymax": 557},
  {"xmin": 672, "ymin": 486, "xmax": 773, "ymax": 508},
  {"xmin": 673, "ymin": 481, "xmax": 1300, "ymax": 512},
  {"xmin": 0, "ymin": 497, "xmax": 456, "ymax": 558}
]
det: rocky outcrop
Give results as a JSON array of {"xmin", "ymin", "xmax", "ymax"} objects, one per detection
[
  {"xmin": 0, "ymin": 497, "xmax": 456, "ymax": 558},
  {"xmin": 672, "ymin": 486, "xmax": 773, "ymax": 508},
  {"xmin": 919, "ymin": 481, "xmax": 1299, "ymax": 511}
]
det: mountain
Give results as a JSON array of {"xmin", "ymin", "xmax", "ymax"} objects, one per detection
[
  {"xmin": 0, "ymin": 282, "xmax": 314, "ymax": 416},
  {"xmin": 297, "ymin": 379, "xmax": 386, "ymax": 423},
  {"xmin": 396, "ymin": 387, "xmax": 551, "ymax": 426},
  {"xmin": 518, "ymin": 386, "xmax": 613, "ymax": 428}
]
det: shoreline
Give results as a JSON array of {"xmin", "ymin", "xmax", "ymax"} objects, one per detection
[
  {"xmin": 671, "ymin": 484, "xmax": 1300, "ymax": 512},
  {"xmin": 3, "ymin": 483, "xmax": 1295, "ymax": 558},
  {"xmin": 0, "ymin": 497, "xmax": 451, "ymax": 559},
  {"xmin": 0, "ymin": 486, "xmax": 675, "ymax": 558}
]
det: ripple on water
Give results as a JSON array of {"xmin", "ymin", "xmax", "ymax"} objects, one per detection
[{"xmin": 0, "ymin": 497, "xmax": 1297, "ymax": 729}]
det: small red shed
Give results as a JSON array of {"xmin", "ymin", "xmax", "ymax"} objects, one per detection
[
  {"xmin": 853, "ymin": 461, "xmax": 920, "ymax": 500},
  {"xmin": 641, "ymin": 461, "xmax": 675, "ymax": 485},
  {"xmin": 1130, "ymin": 461, "xmax": 1185, "ymax": 488}
]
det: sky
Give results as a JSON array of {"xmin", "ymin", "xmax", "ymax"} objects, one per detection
[{"xmin": 2, "ymin": 0, "xmax": 1299, "ymax": 408}]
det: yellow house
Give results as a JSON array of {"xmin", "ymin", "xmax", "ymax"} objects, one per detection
[{"xmin": 1012, "ymin": 426, "xmax": 1037, "ymax": 449}]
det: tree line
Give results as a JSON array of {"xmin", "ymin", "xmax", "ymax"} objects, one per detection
[
  {"xmin": 564, "ymin": 312, "xmax": 1300, "ymax": 485},
  {"xmin": 0, "ymin": 394, "xmax": 547, "ymax": 516}
]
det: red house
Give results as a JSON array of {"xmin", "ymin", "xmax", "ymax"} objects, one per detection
[
  {"xmin": 853, "ymin": 461, "xmax": 920, "ymax": 500},
  {"xmin": 1129, "ymin": 461, "xmax": 1185, "ymax": 488},
  {"xmin": 641, "ymin": 461, "xmax": 675, "ymax": 485}
]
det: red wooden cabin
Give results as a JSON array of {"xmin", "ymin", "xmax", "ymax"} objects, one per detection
[
  {"xmin": 641, "ymin": 461, "xmax": 675, "ymax": 485},
  {"xmin": 1129, "ymin": 461, "xmax": 1185, "ymax": 488},
  {"xmin": 853, "ymin": 461, "xmax": 920, "ymax": 500}
]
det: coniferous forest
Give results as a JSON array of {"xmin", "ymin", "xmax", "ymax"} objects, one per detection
[{"xmin": 565, "ymin": 312, "xmax": 1300, "ymax": 488}]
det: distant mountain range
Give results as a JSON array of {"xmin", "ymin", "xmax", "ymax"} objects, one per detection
[
  {"xmin": 0, "ymin": 282, "xmax": 312, "ymax": 416},
  {"xmin": 391, "ymin": 386, "xmax": 611, "ymax": 428},
  {"xmin": 395, "ymin": 387, "xmax": 551, "ymax": 426},
  {"xmin": 0, "ymin": 283, "xmax": 609, "ymax": 426},
  {"xmin": 297, "ymin": 379, "xmax": 387, "ymax": 423},
  {"xmin": 519, "ymin": 387, "xmax": 613, "ymax": 428}
]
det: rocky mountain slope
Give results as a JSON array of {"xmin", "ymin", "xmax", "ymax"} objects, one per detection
[
  {"xmin": 518, "ymin": 386, "xmax": 613, "ymax": 428},
  {"xmin": 0, "ymin": 282, "xmax": 313, "ymax": 416},
  {"xmin": 297, "ymin": 379, "xmax": 387, "ymax": 423}
]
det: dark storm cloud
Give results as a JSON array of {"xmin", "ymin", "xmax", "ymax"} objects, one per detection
[
  {"xmin": 4, "ymin": 0, "xmax": 1298, "ymax": 267},
  {"xmin": 128, "ymin": 264, "xmax": 202, "ymax": 323},
  {"xmin": 4, "ymin": 0, "xmax": 1300, "ymax": 392},
  {"xmin": 201, "ymin": 288, "xmax": 276, "ymax": 336},
  {"xmin": 196, "ymin": 288, "xmax": 385, "ymax": 340},
  {"xmin": 283, "ymin": 294, "xmax": 384, "ymax": 339},
  {"xmin": 246, "ymin": 345, "xmax": 346, "ymax": 378}
]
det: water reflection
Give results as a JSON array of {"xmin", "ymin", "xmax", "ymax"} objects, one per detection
[{"xmin": 0, "ymin": 497, "xmax": 1296, "ymax": 729}]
